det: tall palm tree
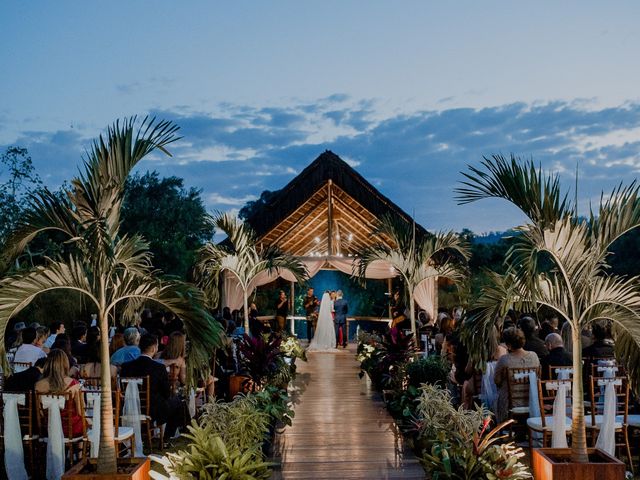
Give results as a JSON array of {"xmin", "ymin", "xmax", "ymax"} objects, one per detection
[
  {"xmin": 456, "ymin": 154, "xmax": 640, "ymax": 463},
  {"xmin": 357, "ymin": 214, "xmax": 470, "ymax": 345},
  {"xmin": 0, "ymin": 117, "xmax": 225, "ymax": 474},
  {"xmin": 195, "ymin": 213, "xmax": 308, "ymax": 332}
]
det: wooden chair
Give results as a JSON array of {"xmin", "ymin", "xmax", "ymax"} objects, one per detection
[
  {"xmin": 82, "ymin": 387, "xmax": 136, "ymax": 458},
  {"xmin": 507, "ymin": 366, "xmax": 541, "ymax": 438},
  {"xmin": 120, "ymin": 375, "xmax": 163, "ymax": 451},
  {"xmin": 587, "ymin": 375, "xmax": 633, "ymax": 472},
  {"xmin": 36, "ymin": 391, "xmax": 88, "ymax": 469},
  {"xmin": 0, "ymin": 390, "xmax": 40, "ymax": 477},
  {"xmin": 527, "ymin": 378, "xmax": 572, "ymax": 448}
]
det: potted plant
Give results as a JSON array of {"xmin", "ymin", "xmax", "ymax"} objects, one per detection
[
  {"xmin": 457, "ymin": 155, "xmax": 639, "ymax": 478},
  {"xmin": 0, "ymin": 118, "xmax": 224, "ymax": 477}
]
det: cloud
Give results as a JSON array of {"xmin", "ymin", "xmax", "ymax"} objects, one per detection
[{"xmin": 5, "ymin": 97, "xmax": 640, "ymax": 232}]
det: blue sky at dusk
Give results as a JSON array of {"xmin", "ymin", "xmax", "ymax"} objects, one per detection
[{"xmin": 2, "ymin": 1, "xmax": 640, "ymax": 232}]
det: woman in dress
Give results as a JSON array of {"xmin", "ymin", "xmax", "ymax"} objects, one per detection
[
  {"xmin": 493, "ymin": 327, "xmax": 540, "ymax": 423},
  {"xmin": 35, "ymin": 349, "xmax": 86, "ymax": 438},
  {"xmin": 307, "ymin": 291, "xmax": 338, "ymax": 352}
]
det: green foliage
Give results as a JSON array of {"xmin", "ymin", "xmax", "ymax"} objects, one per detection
[
  {"xmin": 252, "ymin": 385, "xmax": 295, "ymax": 427},
  {"xmin": 280, "ymin": 334, "xmax": 307, "ymax": 361},
  {"xmin": 415, "ymin": 385, "xmax": 530, "ymax": 480},
  {"xmin": 163, "ymin": 421, "xmax": 272, "ymax": 480},
  {"xmin": 406, "ymin": 355, "xmax": 449, "ymax": 388},
  {"xmin": 200, "ymin": 395, "xmax": 271, "ymax": 452},
  {"xmin": 238, "ymin": 333, "xmax": 285, "ymax": 389},
  {"xmin": 238, "ymin": 189, "xmax": 280, "ymax": 220},
  {"xmin": 121, "ymin": 171, "xmax": 213, "ymax": 278}
]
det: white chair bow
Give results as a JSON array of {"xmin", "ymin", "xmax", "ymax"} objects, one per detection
[
  {"xmin": 547, "ymin": 380, "xmax": 571, "ymax": 448},
  {"xmin": 480, "ymin": 361, "xmax": 498, "ymax": 413},
  {"xmin": 514, "ymin": 370, "xmax": 541, "ymax": 442},
  {"xmin": 3, "ymin": 393, "xmax": 28, "ymax": 480},
  {"xmin": 85, "ymin": 391, "xmax": 101, "ymax": 458},
  {"xmin": 554, "ymin": 367, "xmax": 573, "ymax": 380},
  {"xmin": 595, "ymin": 377, "xmax": 622, "ymax": 456},
  {"xmin": 41, "ymin": 395, "xmax": 66, "ymax": 480},
  {"xmin": 188, "ymin": 388, "xmax": 196, "ymax": 419},
  {"xmin": 122, "ymin": 378, "xmax": 145, "ymax": 457}
]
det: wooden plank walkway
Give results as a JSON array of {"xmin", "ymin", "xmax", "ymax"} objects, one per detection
[{"xmin": 271, "ymin": 345, "xmax": 425, "ymax": 479}]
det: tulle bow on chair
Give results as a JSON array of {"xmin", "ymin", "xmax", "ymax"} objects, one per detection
[
  {"xmin": 41, "ymin": 394, "xmax": 66, "ymax": 480},
  {"xmin": 3, "ymin": 393, "xmax": 28, "ymax": 480},
  {"xmin": 85, "ymin": 391, "xmax": 101, "ymax": 458},
  {"xmin": 480, "ymin": 361, "xmax": 498, "ymax": 413},
  {"xmin": 554, "ymin": 367, "xmax": 572, "ymax": 380},
  {"xmin": 122, "ymin": 378, "xmax": 145, "ymax": 457},
  {"xmin": 547, "ymin": 380, "xmax": 571, "ymax": 448},
  {"xmin": 514, "ymin": 370, "xmax": 541, "ymax": 442},
  {"xmin": 595, "ymin": 377, "xmax": 622, "ymax": 456}
]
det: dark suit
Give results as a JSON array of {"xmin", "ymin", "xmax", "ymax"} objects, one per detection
[
  {"xmin": 120, "ymin": 355, "xmax": 184, "ymax": 437},
  {"xmin": 4, "ymin": 366, "xmax": 41, "ymax": 392},
  {"xmin": 334, "ymin": 297, "xmax": 348, "ymax": 347},
  {"xmin": 541, "ymin": 347, "xmax": 572, "ymax": 379}
]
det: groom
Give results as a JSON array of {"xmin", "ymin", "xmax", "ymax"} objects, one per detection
[{"xmin": 333, "ymin": 290, "xmax": 348, "ymax": 348}]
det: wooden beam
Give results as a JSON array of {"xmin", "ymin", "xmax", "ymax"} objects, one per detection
[
  {"xmin": 327, "ymin": 180, "xmax": 333, "ymax": 256},
  {"xmin": 279, "ymin": 204, "xmax": 329, "ymax": 254}
]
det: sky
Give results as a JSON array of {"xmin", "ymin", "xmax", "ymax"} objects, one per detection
[{"xmin": 1, "ymin": 1, "xmax": 640, "ymax": 233}]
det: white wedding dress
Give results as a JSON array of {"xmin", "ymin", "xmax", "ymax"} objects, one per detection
[{"xmin": 308, "ymin": 293, "xmax": 338, "ymax": 352}]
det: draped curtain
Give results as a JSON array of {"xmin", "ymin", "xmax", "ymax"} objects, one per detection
[{"xmin": 220, "ymin": 257, "xmax": 436, "ymax": 318}]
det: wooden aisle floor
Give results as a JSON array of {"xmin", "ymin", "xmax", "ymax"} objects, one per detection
[{"xmin": 270, "ymin": 345, "xmax": 425, "ymax": 479}]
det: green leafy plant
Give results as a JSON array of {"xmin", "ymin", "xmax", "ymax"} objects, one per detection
[
  {"xmin": 253, "ymin": 385, "xmax": 295, "ymax": 427},
  {"xmin": 406, "ymin": 354, "xmax": 449, "ymax": 388},
  {"xmin": 200, "ymin": 395, "xmax": 270, "ymax": 453},
  {"xmin": 238, "ymin": 333, "xmax": 285, "ymax": 390},
  {"xmin": 415, "ymin": 385, "xmax": 530, "ymax": 480},
  {"xmin": 280, "ymin": 334, "xmax": 307, "ymax": 361},
  {"xmin": 160, "ymin": 421, "xmax": 272, "ymax": 480}
]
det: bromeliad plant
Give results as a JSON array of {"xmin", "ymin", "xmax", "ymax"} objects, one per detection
[
  {"xmin": 0, "ymin": 118, "xmax": 224, "ymax": 475},
  {"xmin": 456, "ymin": 154, "xmax": 640, "ymax": 463},
  {"xmin": 238, "ymin": 333, "xmax": 285, "ymax": 390}
]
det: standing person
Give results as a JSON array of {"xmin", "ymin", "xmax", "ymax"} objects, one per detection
[
  {"xmin": 308, "ymin": 292, "xmax": 338, "ymax": 351},
  {"xmin": 303, "ymin": 287, "xmax": 319, "ymax": 342},
  {"xmin": 275, "ymin": 290, "xmax": 288, "ymax": 333},
  {"xmin": 333, "ymin": 290, "xmax": 349, "ymax": 348}
]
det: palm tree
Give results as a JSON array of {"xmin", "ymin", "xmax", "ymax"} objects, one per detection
[
  {"xmin": 195, "ymin": 213, "xmax": 308, "ymax": 333},
  {"xmin": 456, "ymin": 154, "xmax": 640, "ymax": 463},
  {"xmin": 0, "ymin": 117, "xmax": 225, "ymax": 474},
  {"xmin": 357, "ymin": 214, "xmax": 470, "ymax": 345}
]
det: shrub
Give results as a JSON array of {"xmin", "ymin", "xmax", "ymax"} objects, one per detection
[{"xmin": 406, "ymin": 355, "xmax": 449, "ymax": 388}]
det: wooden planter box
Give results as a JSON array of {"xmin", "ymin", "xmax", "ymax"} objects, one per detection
[
  {"xmin": 532, "ymin": 448, "xmax": 625, "ymax": 480},
  {"xmin": 229, "ymin": 374, "xmax": 252, "ymax": 398},
  {"xmin": 62, "ymin": 457, "xmax": 150, "ymax": 480}
]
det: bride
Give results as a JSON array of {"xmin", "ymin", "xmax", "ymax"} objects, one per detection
[{"xmin": 308, "ymin": 291, "xmax": 338, "ymax": 352}]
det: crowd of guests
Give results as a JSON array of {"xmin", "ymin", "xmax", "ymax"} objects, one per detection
[
  {"xmin": 3, "ymin": 309, "xmax": 200, "ymax": 444},
  {"xmin": 416, "ymin": 308, "xmax": 617, "ymax": 423}
]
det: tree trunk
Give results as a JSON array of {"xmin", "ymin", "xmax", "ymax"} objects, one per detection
[
  {"xmin": 243, "ymin": 289, "xmax": 249, "ymax": 334},
  {"xmin": 96, "ymin": 310, "xmax": 118, "ymax": 474},
  {"xmin": 409, "ymin": 287, "xmax": 418, "ymax": 347},
  {"xmin": 570, "ymin": 323, "xmax": 588, "ymax": 463}
]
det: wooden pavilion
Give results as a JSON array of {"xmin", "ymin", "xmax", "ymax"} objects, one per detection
[{"xmin": 223, "ymin": 151, "xmax": 438, "ymax": 331}]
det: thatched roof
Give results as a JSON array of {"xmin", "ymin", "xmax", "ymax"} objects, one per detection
[{"xmin": 245, "ymin": 151, "xmax": 426, "ymax": 257}]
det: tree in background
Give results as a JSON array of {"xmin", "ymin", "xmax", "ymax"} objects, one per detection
[
  {"xmin": 121, "ymin": 172, "xmax": 213, "ymax": 278},
  {"xmin": 238, "ymin": 189, "xmax": 280, "ymax": 220}
]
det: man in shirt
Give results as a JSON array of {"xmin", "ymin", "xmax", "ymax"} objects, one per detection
[
  {"xmin": 541, "ymin": 333, "xmax": 572, "ymax": 379},
  {"xmin": 518, "ymin": 316, "xmax": 548, "ymax": 362},
  {"xmin": 44, "ymin": 321, "xmax": 65, "ymax": 349},
  {"xmin": 275, "ymin": 290, "xmax": 288, "ymax": 333},
  {"xmin": 110, "ymin": 327, "xmax": 141, "ymax": 366},
  {"xmin": 13, "ymin": 327, "xmax": 47, "ymax": 372}
]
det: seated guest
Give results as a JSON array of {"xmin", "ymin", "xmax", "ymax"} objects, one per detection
[
  {"xmin": 71, "ymin": 324, "xmax": 88, "ymax": 362},
  {"xmin": 6, "ymin": 321, "xmax": 26, "ymax": 351},
  {"xmin": 157, "ymin": 331, "xmax": 187, "ymax": 385},
  {"xmin": 518, "ymin": 316, "xmax": 548, "ymax": 362},
  {"xmin": 110, "ymin": 332, "xmax": 125, "ymax": 355},
  {"xmin": 13, "ymin": 326, "xmax": 47, "ymax": 371},
  {"xmin": 80, "ymin": 342, "xmax": 117, "ymax": 383},
  {"xmin": 35, "ymin": 349, "xmax": 85, "ymax": 438},
  {"xmin": 36, "ymin": 326, "xmax": 51, "ymax": 354},
  {"xmin": 541, "ymin": 333, "xmax": 572, "ymax": 379},
  {"xmin": 50, "ymin": 333, "xmax": 78, "ymax": 373},
  {"xmin": 5, "ymin": 357, "xmax": 46, "ymax": 392},
  {"xmin": 494, "ymin": 327, "xmax": 540, "ymax": 423},
  {"xmin": 44, "ymin": 321, "xmax": 65, "ymax": 349},
  {"xmin": 110, "ymin": 327, "xmax": 141, "ymax": 366},
  {"xmin": 121, "ymin": 334, "xmax": 185, "ymax": 440},
  {"xmin": 583, "ymin": 320, "xmax": 614, "ymax": 359}
]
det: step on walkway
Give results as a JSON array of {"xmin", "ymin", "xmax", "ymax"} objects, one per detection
[{"xmin": 270, "ymin": 345, "xmax": 425, "ymax": 479}]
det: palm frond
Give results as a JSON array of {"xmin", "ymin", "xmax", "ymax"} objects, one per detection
[
  {"xmin": 456, "ymin": 154, "xmax": 572, "ymax": 228},
  {"xmin": 591, "ymin": 181, "xmax": 640, "ymax": 254}
]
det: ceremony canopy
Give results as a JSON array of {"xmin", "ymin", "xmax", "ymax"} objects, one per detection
[{"xmin": 223, "ymin": 151, "xmax": 438, "ymax": 318}]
